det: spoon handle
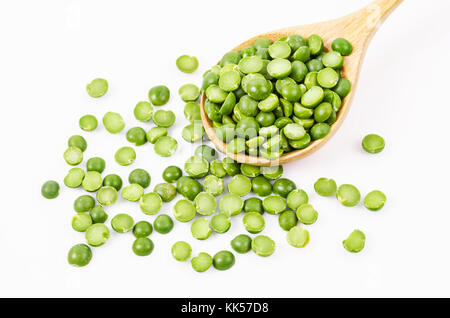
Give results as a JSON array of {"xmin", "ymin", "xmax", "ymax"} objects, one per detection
[{"xmin": 344, "ymin": 0, "xmax": 403, "ymax": 43}]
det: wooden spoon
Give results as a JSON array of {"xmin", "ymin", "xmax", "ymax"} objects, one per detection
[{"xmin": 200, "ymin": 0, "xmax": 403, "ymax": 166}]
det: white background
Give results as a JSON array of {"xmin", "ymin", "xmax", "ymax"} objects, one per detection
[{"xmin": 0, "ymin": 0, "xmax": 449, "ymax": 298}]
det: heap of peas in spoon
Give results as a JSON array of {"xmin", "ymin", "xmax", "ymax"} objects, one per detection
[{"xmin": 202, "ymin": 34, "xmax": 352, "ymax": 161}]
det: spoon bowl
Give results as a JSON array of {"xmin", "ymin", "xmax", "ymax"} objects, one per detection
[{"xmin": 201, "ymin": 0, "xmax": 403, "ymax": 166}]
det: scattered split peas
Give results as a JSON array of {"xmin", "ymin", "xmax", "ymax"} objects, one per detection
[{"xmin": 43, "ymin": 34, "xmax": 386, "ymax": 270}]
